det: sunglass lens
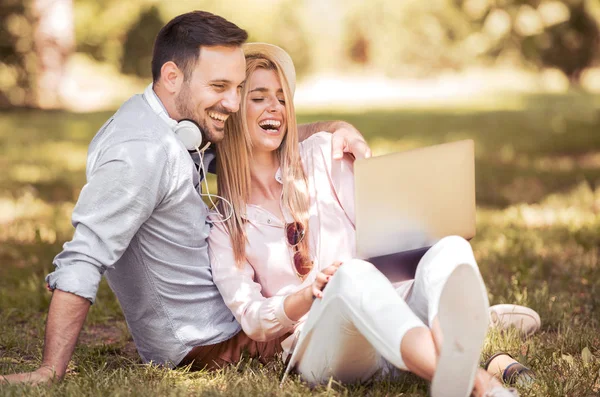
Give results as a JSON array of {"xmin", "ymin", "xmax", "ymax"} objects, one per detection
[
  {"xmin": 293, "ymin": 251, "xmax": 311, "ymax": 276},
  {"xmin": 286, "ymin": 222, "xmax": 305, "ymax": 246}
]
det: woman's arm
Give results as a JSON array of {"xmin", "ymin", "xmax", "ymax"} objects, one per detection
[
  {"xmin": 209, "ymin": 220, "xmax": 344, "ymax": 337},
  {"xmin": 283, "ymin": 263, "xmax": 342, "ymax": 320},
  {"xmin": 303, "ymin": 132, "xmax": 356, "ymax": 224},
  {"xmin": 282, "ymin": 285, "xmax": 314, "ymax": 321},
  {"xmin": 209, "ymin": 223, "xmax": 299, "ymax": 342}
]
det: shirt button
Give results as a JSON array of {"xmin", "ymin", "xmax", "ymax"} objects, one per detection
[{"xmin": 267, "ymin": 219, "xmax": 271, "ymax": 224}]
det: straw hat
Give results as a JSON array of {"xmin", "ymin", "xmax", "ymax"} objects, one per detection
[{"xmin": 242, "ymin": 43, "xmax": 297, "ymax": 96}]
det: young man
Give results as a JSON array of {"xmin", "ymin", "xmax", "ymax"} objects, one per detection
[{"xmin": 0, "ymin": 11, "xmax": 371, "ymax": 384}]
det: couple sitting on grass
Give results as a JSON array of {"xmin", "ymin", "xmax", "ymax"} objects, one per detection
[{"xmin": 1, "ymin": 11, "xmax": 539, "ymax": 397}]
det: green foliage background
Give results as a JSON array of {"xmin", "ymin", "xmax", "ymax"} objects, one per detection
[
  {"xmin": 2, "ymin": 0, "xmax": 600, "ymax": 108},
  {"xmin": 71, "ymin": 0, "xmax": 600, "ymax": 78}
]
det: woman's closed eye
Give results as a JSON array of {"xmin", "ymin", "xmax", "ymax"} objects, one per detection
[{"xmin": 250, "ymin": 96, "xmax": 284, "ymax": 105}]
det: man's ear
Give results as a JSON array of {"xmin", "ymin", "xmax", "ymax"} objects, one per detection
[{"xmin": 159, "ymin": 61, "xmax": 183, "ymax": 94}]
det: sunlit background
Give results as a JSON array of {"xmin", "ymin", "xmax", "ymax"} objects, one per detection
[
  {"xmin": 1, "ymin": 2, "xmax": 600, "ymax": 395},
  {"xmin": 3, "ymin": 0, "xmax": 600, "ymax": 109}
]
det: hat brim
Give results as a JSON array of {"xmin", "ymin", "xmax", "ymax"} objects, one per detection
[{"xmin": 243, "ymin": 43, "xmax": 296, "ymax": 96}]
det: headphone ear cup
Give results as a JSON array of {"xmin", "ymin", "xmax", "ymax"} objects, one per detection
[{"xmin": 174, "ymin": 120, "xmax": 202, "ymax": 150}]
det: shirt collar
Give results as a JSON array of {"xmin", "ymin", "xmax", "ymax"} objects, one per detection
[{"xmin": 144, "ymin": 83, "xmax": 170, "ymax": 116}]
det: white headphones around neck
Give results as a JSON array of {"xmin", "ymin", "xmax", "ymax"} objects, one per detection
[
  {"xmin": 143, "ymin": 84, "xmax": 203, "ymax": 151},
  {"xmin": 143, "ymin": 84, "xmax": 232, "ymax": 222}
]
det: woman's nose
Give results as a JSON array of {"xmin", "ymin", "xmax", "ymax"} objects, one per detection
[{"xmin": 268, "ymin": 99, "xmax": 281, "ymax": 112}]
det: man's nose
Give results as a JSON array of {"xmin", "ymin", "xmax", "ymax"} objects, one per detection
[{"xmin": 222, "ymin": 89, "xmax": 240, "ymax": 113}]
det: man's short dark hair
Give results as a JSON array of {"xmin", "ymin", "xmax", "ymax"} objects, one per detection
[{"xmin": 152, "ymin": 11, "xmax": 248, "ymax": 82}]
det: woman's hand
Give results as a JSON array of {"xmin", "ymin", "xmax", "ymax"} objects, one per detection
[
  {"xmin": 311, "ymin": 261, "xmax": 343, "ymax": 299},
  {"xmin": 284, "ymin": 261, "xmax": 343, "ymax": 320}
]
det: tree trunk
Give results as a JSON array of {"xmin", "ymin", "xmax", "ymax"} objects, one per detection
[{"xmin": 32, "ymin": 0, "xmax": 74, "ymax": 109}]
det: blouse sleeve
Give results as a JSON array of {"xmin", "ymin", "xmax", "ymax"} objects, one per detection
[
  {"xmin": 208, "ymin": 221, "xmax": 299, "ymax": 342},
  {"xmin": 302, "ymin": 131, "xmax": 356, "ymax": 225}
]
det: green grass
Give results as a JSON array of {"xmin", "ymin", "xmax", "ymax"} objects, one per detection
[{"xmin": 1, "ymin": 92, "xmax": 600, "ymax": 396}]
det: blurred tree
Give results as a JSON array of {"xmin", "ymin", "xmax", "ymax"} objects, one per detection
[
  {"xmin": 261, "ymin": 0, "xmax": 312, "ymax": 78},
  {"xmin": 0, "ymin": 0, "xmax": 30, "ymax": 108},
  {"xmin": 74, "ymin": 0, "xmax": 159, "ymax": 69},
  {"xmin": 32, "ymin": 0, "xmax": 75, "ymax": 108},
  {"xmin": 340, "ymin": 0, "xmax": 477, "ymax": 77},
  {"xmin": 3, "ymin": 0, "xmax": 600, "ymax": 109},
  {"xmin": 0, "ymin": 0, "xmax": 73, "ymax": 109},
  {"xmin": 527, "ymin": 1, "xmax": 599, "ymax": 82},
  {"xmin": 454, "ymin": 0, "xmax": 599, "ymax": 82},
  {"xmin": 120, "ymin": 5, "xmax": 163, "ymax": 78},
  {"xmin": 339, "ymin": 0, "xmax": 599, "ymax": 82}
]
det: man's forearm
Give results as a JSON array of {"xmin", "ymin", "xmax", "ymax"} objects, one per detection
[
  {"xmin": 42, "ymin": 289, "xmax": 90, "ymax": 379},
  {"xmin": 297, "ymin": 120, "xmax": 349, "ymax": 142}
]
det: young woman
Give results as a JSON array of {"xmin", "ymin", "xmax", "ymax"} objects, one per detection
[{"xmin": 208, "ymin": 43, "xmax": 521, "ymax": 397}]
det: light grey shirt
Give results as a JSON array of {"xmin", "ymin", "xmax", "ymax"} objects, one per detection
[{"xmin": 46, "ymin": 92, "xmax": 240, "ymax": 367}]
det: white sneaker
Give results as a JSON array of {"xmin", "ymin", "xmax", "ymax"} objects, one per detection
[
  {"xmin": 431, "ymin": 264, "xmax": 490, "ymax": 397},
  {"xmin": 489, "ymin": 304, "xmax": 541, "ymax": 336}
]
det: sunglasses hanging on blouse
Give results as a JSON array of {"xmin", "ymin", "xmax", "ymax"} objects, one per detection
[{"xmin": 285, "ymin": 221, "xmax": 312, "ymax": 278}]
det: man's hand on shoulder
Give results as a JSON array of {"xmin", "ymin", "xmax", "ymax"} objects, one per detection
[
  {"xmin": 298, "ymin": 119, "xmax": 372, "ymax": 159},
  {"xmin": 1, "ymin": 365, "xmax": 57, "ymax": 385},
  {"xmin": 330, "ymin": 121, "xmax": 372, "ymax": 160}
]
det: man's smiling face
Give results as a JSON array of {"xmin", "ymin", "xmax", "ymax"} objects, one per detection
[{"xmin": 175, "ymin": 45, "xmax": 246, "ymax": 143}]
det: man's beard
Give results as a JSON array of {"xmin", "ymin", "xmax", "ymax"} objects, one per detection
[{"xmin": 174, "ymin": 85, "xmax": 215, "ymax": 142}]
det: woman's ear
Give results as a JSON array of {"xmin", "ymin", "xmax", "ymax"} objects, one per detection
[{"xmin": 159, "ymin": 61, "xmax": 184, "ymax": 94}]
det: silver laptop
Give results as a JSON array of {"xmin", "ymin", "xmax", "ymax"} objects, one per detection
[{"xmin": 354, "ymin": 139, "xmax": 476, "ymax": 281}]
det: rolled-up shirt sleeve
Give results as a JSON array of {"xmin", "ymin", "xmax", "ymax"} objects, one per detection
[
  {"xmin": 209, "ymin": 222, "xmax": 298, "ymax": 342},
  {"xmin": 46, "ymin": 136, "xmax": 169, "ymax": 303}
]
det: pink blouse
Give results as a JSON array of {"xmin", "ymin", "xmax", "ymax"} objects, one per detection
[{"xmin": 208, "ymin": 132, "xmax": 356, "ymax": 351}]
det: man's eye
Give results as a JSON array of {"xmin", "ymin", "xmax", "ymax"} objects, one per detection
[
  {"xmin": 252, "ymin": 98, "xmax": 264, "ymax": 102},
  {"xmin": 212, "ymin": 84, "xmax": 225, "ymax": 89}
]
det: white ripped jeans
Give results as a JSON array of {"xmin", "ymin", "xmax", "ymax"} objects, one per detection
[{"xmin": 288, "ymin": 236, "xmax": 484, "ymax": 385}]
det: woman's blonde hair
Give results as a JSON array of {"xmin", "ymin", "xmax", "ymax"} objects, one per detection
[{"xmin": 215, "ymin": 52, "xmax": 311, "ymax": 272}]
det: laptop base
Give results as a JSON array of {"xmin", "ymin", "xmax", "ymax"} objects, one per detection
[{"xmin": 367, "ymin": 246, "xmax": 431, "ymax": 284}]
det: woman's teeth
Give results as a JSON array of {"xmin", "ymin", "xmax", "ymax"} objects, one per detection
[{"xmin": 259, "ymin": 120, "xmax": 281, "ymax": 131}]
